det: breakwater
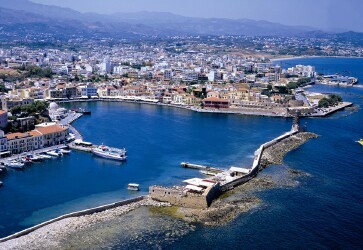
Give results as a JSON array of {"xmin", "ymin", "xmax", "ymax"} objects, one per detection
[{"xmin": 0, "ymin": 196, "xmax": 145, "ymax": 243}]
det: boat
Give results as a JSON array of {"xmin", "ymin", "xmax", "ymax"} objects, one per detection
[
  {"xmin": 357, "ymin": 139, "xmax": 363, "ymax": 146},
  {"xmin": 127, "ymin": 183, "xmax": 140, "ymax": 191},
  {"xmin": 91, "ymin": 145, "xmax": 127, "ymax": 161},
  {"xmin": 5, "ymin": 160, "xmax": 25, "ymax": 169},
  {"xmin": 71, "ymin": 108, "xmax": 91, "ymax": 115},
  {"xmin": 200, "ymin": 170, "xmax": 218, "ymax": 176},
  {"xmin": 46, "ymin": 150, "xmax": 62, "ymax": 157},
  {"xmin": 22, "ymin": 157, "xmax": 33, "ymax": 164},
  {"xmin": 38, "ymin": 153, "xmax": 52, "ymax": 159},
  {"xmin": 60, "ymin": 149, "xmax": 71, "ymax": 154},
  {"xmin": 26, "ymin": 154, "xmax": 43, "ymax": 162},
  {"xmin": 0, "ymin": 181, "xmax": 3, "ymax": 187}
]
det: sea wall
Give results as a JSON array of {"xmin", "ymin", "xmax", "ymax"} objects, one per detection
[{"xmin": 0, "ymin": 196, "xmax": 145, "ymax": 243}]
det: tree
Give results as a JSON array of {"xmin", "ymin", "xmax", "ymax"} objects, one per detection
[
  {"xmin": 286, "ymin": 82, "xmax": 298, "ymax": 89},
  {"xmin": 318, "ymin": 94, "xmax": 342, "ymax": 108},
  {"xmin": 318, "ymin": 98, "xmax": 330, "ymax": 108}
]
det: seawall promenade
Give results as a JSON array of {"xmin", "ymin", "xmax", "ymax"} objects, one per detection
[{"xmin": 53, "ymin": 97, "xmax": 352, "ymax": 118}]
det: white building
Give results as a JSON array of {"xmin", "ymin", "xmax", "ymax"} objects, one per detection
[{"xmin": 81, "ymin": 83, "xmax": 98, "ymax": 98}]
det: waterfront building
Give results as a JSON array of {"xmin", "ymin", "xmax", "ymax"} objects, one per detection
[
  {"xmin": 34, "ymin": 123, "xmax": 68, "ymax": 147},
  {"xmin": 80, "ymin": 83, "xmax": 98, "ymax": 98},
  {"xmin": 4, "ymin": 123, "xmax": 68, "ymax": 154},
  {"xmin": 48, "ymin": 102, "xmax": 68, "ymax": 121},
  {"xmin": 6, "ymin": 132, "xmax": 34, "ymax": 154},
  {"xmin": 0, "ymin": 130, "xmax": 8, "ymax": 154},
  {"xmin": 203, "ymin": 97, "xmax": 230, "ymax": 109}
]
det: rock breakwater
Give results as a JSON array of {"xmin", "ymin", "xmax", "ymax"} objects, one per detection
[{"xmin": 260, "ymin": 132, "xmax": 318, "ymax": 169}]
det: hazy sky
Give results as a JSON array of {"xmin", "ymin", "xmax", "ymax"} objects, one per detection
[{"xmin": 31, "ymin": 0, "xmax": 363, "ymax": 32}]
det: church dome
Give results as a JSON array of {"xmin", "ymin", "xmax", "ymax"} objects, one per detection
[{"xmin": 49, "ymin": 102, "xmax": 59, "ymax": 110}]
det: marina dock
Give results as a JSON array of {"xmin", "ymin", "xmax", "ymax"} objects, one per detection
[{"xmin": 0, "ymin": 145, "xmax": 68, "ymax": 165}]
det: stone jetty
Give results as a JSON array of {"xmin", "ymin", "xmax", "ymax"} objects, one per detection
[{"xmin": 259, "ymin": 132, "xmax": 318, "ymax": 169}]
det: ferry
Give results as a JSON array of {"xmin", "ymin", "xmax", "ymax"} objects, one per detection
[
  {"xmin": 91, "ymin": 145, "xmax": 127, "ymax": 161},
  {"xmin": 357, "ymin": 139, "xmax": 363, "ymax": 146},
  {"xmin": 127, "ymin": 183, "xmax": 140, "ymax": 191}
]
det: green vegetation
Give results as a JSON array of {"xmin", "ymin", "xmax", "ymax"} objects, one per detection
[
  {"xmin": 318, "ymin": 94, "xmax": 343, "ymax": 108},
  {"xmin": 16, "ymin": 65, "xmax": 54, "ymax": 78},
  {"xmin": 286, "ymin": 78, "xmax": 311, "ymax": 90},
  {"xmin": 10, "ymin": 101, "xmax": 49, "ymax": 117},
  {"xmin": 0, "ymin": 83, "xmax": 8, "ymax": 93}
]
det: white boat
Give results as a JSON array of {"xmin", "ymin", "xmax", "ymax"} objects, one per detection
[
  {"xmin": 26, "ymin": 154, "xmax": 43, "ymax": 162},
  {"xmin": 127, "ymin": 183, "xmax": 140, "ymax": 191},
  {"xmin": 5, "ymin": 160, "xmax": 25, "ymax": 169},
  {"xmin": 60, "ymin": 149, "xmax": 71, "ymax": 154},
  {"xmin": 0, "ymin": 181, "xmax": 3, "ymax": 187},
  {"xmin": 46, "ymin": 150, "xmax": 62, "ymax": 157},
  {"xmin": 91, "ymin": 145, "xmax": 127, "ymax": 161},
  {"xmin": 38, "ymin": 154, "xmax": 52, "ymax": 159}
]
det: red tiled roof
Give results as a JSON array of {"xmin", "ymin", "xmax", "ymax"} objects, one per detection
[
  {"xmin": 35, "ymin": 125, "xmax": 67, "ymax": 135},
  {"xmin": 6, "ymin": 132, "xmax": 31, "ymax": 140},
  {"xmin": 203, "ymin": 97, "xmax": 229, "ymax": 102}
]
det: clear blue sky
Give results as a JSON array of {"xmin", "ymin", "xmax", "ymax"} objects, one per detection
[{"xmin": 31, "ymin": 0, "xmax": 363, "ymax": 32}]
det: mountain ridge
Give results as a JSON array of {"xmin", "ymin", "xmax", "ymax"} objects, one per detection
[{"xmin": 0, "ymin": 0, "xmax": 362, "ymax": 40}]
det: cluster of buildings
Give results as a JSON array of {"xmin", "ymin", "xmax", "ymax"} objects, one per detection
[
  {"xmin": 0, "ymin": 42, "xmax": 326, "ymax": 116},
  {"xmin": 0, "ymin": 40, "xmax": 353, "ymax": 159},
  {"xmin": 0, "ymin": 122, "xmax": 68, "ymax": 156}
]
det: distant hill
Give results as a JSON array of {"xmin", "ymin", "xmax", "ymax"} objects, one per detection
[{"xmin": 0, "ymin": 0, "xmax": 363, "ymax": 40}]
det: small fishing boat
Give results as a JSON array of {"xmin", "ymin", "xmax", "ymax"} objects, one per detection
[
  {"xmin": 60, "ymin": 149, "xmax": 71, "ymax": 154},
  {"xmin": 46, "ymin": 150, "xmax": 62, "ymax": 157},
  {"xmin": 357, "ymin": 139, "xmax": 363, "ymax": 146},
  {"xmin": 127, "ymin": 183, "xmax": 140, "ymax": 191}
]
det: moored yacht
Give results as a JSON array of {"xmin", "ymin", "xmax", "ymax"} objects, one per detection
[
  {"xmin": 46, "ymin": 150, "xmax": 63, "ymax": 157},
  {"xmin": 5, "ymin": 160, "xmax": 25, "ymax": 169}
]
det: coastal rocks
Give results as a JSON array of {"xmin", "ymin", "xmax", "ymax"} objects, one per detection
[{"xmin": 260, "ymin": 132, "xmax": 318, "ymax": 169}]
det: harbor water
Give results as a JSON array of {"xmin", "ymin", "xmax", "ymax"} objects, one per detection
[{"xmin": 0, "ymin": 57, "xmax": 362, "ymax": 249}]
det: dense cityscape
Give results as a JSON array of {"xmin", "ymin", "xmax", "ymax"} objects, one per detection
[{"xmin": 0, "ymin": 0, "xmax": 362, "ymax": 249}]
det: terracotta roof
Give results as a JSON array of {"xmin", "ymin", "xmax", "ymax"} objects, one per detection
[
  {"xmin": 0, "ymin": 110, "xmax": 7, "ymax": 116},
  {"xmin": 35, "ymin": 125, "xmax": 67, "ymax": 135},
  {"xmin": 28, "ymin": 130, "xmax": 42, "ymax": 137},
  {"xmin": 6, "ymin": 132, "xmax": 31, "ymax": 140}
]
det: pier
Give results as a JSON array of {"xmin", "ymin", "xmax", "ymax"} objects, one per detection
[{"xmin": 180, "ymin": 162, "xmax": 224, "ymax": 173}]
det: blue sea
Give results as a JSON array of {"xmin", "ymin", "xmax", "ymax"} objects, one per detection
[{"xmin": 0, "ymin": 57, "xmax": 362, "ymax": 249}]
